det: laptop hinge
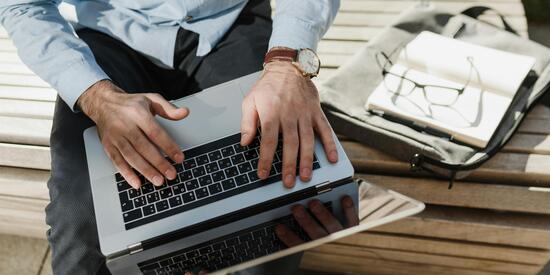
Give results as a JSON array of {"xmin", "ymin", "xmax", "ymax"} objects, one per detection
[
  {"xmin": 128, "ymin": 242, "xmax": 143, "ymax": 255},
  {"xmin": 316, "ymin": 181, "xmax": 332, "ymax": 194}
]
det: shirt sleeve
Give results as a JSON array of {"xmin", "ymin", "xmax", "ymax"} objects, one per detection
[
  {"xmin": 269, "ymin": 0, "xmax": 340, "ymax": 51},
  {"xmin": 0, "ymin": 0, "xmax": 110, "ymax": 112}
]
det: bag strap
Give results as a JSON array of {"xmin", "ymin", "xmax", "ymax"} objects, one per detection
[{"xmin": 461, "ymin": 6, "xmax": 519, "ymax": 35}]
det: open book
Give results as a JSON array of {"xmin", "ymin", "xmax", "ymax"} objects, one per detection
[{"xmin": 365, "ymin": 31, "xmax": 535, "ymax": 148}]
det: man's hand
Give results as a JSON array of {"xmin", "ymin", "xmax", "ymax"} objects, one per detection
[
  {"xmin": 78, "ymin": 80, "xmax": 189, "ymax": 189},
  {"xmin": 240, "ymin": 61, "xmax": 338, "ymax": 188},
  {"xmin": 275, "ymin": 196, "xmax": 359, "ymax": 247}
]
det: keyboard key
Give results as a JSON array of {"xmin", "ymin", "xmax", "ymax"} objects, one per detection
[
  {"xmin": 146, "ymin": 192, "xmax": 160, "ymax": 204},
  {"xmin": 243, "ymin": 149, "xmax": 258, "ymax": 160},
  {"xmin": 117, "ymin": 181, "xmax": 132, "ymax": 192},
  {"xmin": 141, "ymin": 183, "xmax": 155, "ymax": 194},
  {"xmin": 173, "ymin": 183, "xmax": 186, "ymax": 195},
  {"xmin": 208, "ymin": 150, "xmax": 222, "ymax": 161},
  {"xmin": 208, "ymin": 183, "xmax": 222, "ymax": 195},
  {"xmin": 224, "ymin": 166, "xmax": 239, "ymax": 178},
  {"xmin": 198, "ymin": 175, "xmax": 213, "ymax": 187},
  {"xmin": 196, "ymin": 154, "xmax": 209, "ymax": 166},
  {"xmin": 239, "ymin": 233, "xmax": 253, "ymax": 242},
  {"xmin": 218, "ymin": 158, "xmax": 232, "ymax": 169},
  {"xmin": 128, "ymin": 188, "xmax": 141, "ymax": 199},
  {"xmin": 276, "ymin": 151, "xmax": 283, "ymax": 162},
  {"xmin": 123, "ymin": 208, "xmax": 142, "ymax": 222},
  {"xmin": 248, "ymin": 171, "xmax": 259, "ymax": 182},
  {"xmin": 185, "ymin": 179, "xmax": 199, "ymax": 190},
  {"xmin": 156, "ymin": 200, "xmax": 169, "ymax": 212},
  {"xmin": 221, "ymin": 178, "xmax": 236, "ymax": 190},
  {"xmin": 205, "ymin": 162, "xmax": 219, "ymax": 173},
  {"xmin": 175, "ymin": 163, "xmax": 184, "ymax": 173},
  {"xmin": 182, "ymin": 192, "xmax": 196, "ymax": 203},
  {"xmin": 274, "ymin": 162, "xmax": 282, "ymax": 173},
  {"xmin": 211, "ymin": 171, "xmax": 225, "ymax": 182},
  {"xmin": 159, "ymin": 188, "xmax": 173, "ymax": 199},
  {"xmin": 154, "ymin": 182, "xmax": 167, "ymax": 190},
  {"xmin": 251, "ymin": 159, "xmax": 259, "ymax": 169},
  {"xmin": 250, "ymin": 137, "xmax": 261, "ymax": 148},
  {"xmin": 186, "ymin": 250, "xmax": 199, "ymax": 259},
  {"xmin": 167, "ymin": 177, "xmax": 179, "ymax": 186},
  {"xmin": 183, "ymin": 158, "xmax": 197, "ymax": 170},
  {"xmin": 212, "ymin": 242, "xmax": 226, "ymax": 250},
  {"xmin": 237, "ymin": 162, "xmax": 252, "ymax": 174},
  {"xmin": 199, "ymin": 246, "xmax": 213, "ymax": 254},
  {"xmin": 134, "ymin": 196, "xmax": 147, "ymax": 208},
  {"xmin": 269, "ymin": 165, "xmax": 277, "ymax": 176},
  {"xmin": 169, "ymin": 196, "xmax": 183, "ymax": 207},
  {"xmin": 231, "ymin": 153, "xmax": 245, "ymax": 165},
  {"xmin": 179, "ymin": 170, "xmax": 193, "ymax": 182},
  {"xmin": 121, "ymin": 200, "xmax": 134, "ymax": 212},
  {"xmin": 226, "ymin": 237, "xmax": 239, "ymax": 246},
  {"xmin": 195, "ymin": 187, "xmax": 209, "ymax": 199},
  {"xmin": 221, "ymin": 146, "xmax": 235, "ymax": 157},
  {"xmin": 115, "ymin": 173, "xmax": 124, "ymax": 182},
  {"xmin": 234, "ymin": 144, "xmax": 247, "ymax": 153},
  {"xmin": 119, "ymin": 191, "xmax": 130, "ymax": 203},
  {"xmin": 235, "ymin": 175, "xmax": 249, "ymax": 186},
  {"xmin": 142, "ymin": 205, "xmax": 156, "ymax": 216},
  {"xmin": 192, "ymin": 166, "xmax": 206, "ymax": 178},
  {"xmin": 313, "ymin": 161, "xmax": 321, "ymax": 170}
]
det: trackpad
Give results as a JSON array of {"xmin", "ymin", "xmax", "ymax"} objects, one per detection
[{"xmin": 156, "ymin": 81, "xmax": 245, "ymax": 151}]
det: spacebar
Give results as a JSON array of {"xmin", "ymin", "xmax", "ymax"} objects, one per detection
[{"xmin": 125, "ymin": 174, "xmax": 282, "ymax": 230}]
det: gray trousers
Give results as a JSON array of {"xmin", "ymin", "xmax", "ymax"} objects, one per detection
[{"xmin": 45, "ymin": 0, "xmax": 301, "ymax": 274}]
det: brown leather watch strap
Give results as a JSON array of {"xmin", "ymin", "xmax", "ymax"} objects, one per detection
[{"xmin": 263, "ymin": 48, "xmax": 298, "ymax": 65}]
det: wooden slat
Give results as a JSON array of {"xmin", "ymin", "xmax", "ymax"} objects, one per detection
[
  {"xmin": 335, "ymin": 232, "xmax": 550, "ymax": 265},
  {"xmin": 301, "ymin": 251, "xmax": 506, "ymax": 275},
  {"xmin": 0, "ymin": 73, "xmax": 49, "ymax": 88},
  {"xmin": 373, "ymin": 205, "xmax": 550, "ymax": 250},
  {"xmin": 358, "ymin": 174, "xmax": 550, "ymax": 214},
  {"xmin": 309, "ymin": 242, "xmax": 541, "ymax": 274},
  {"xmin": 0, "ymin": 167, "xmax": 50, "ymax": 201},
  {"xmin": 0, "ymin": 143, "xmax": 50, "ymax": 170},
  {"xmin": 0, "ymin": 98, "xmax": 54, "ymax": 119},
  {"xmin": 0, "ymin": 85, "xmax": 56, "ymax": 102},
  {"xmin": 0, "ymin": 116, "xmax": 51, "ymax": 146},
  {"xmin": 342, "ymin": 141, "xmax": 550, "ymax": 186},
  {"xmin": 0, "ymin": 195, "xmax": 48, "ymax": 239}
]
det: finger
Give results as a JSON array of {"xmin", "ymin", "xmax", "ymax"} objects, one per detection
[
  {"xmin": 257, "ymin": 115, "xmax": 278, "ymax": 180},
  {"xmin": 309, "ymin": 200, "xmax": 344, "ymax": 233},
  {"xmin": 144, "ymin": 93, "xmax": 189, "ymax": 121},
  {"xmin": 298, "ymin": 119, "xmax": 314, "ymax": 182},
  {"xmin": 240, "ymin": 98, "xmax": 259, "ymax": 146},
  {"xmin": 342, "ymin": 196, "xmax": 360, "ymax": 227},
  {"xmin": 198, "ymin": 271, "xmax": 207, "ymax": 275},
  {"xmin": 292, "ymin": 204, "xmax": 328, "ymax": 240},
  {"xmin": 282, "ymin": 120, "xmax": 299, "ymax": 188},
  {"xmin": 128, "ymin": 130, "xmax": 177, "ymax": 180},
  {"xmin": 275, "ymin": 224, "xmax": 304, "ymax": 247},
  {"xmin": 107, "ymin": 146, "xmax": 141, "ymax": 189},
  {"xmin": 314, "ymin": 114, "xmax": 338, "ymax": 163},
  {"xmin": 139, "ymin": 117, "xmax": 184, "ymax": 163},
  {"xmin": 117, "ymin": 138, "xmax": 165, "ymax": 186}
]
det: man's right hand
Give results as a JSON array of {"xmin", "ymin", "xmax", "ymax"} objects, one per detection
[{"xmin": 78, "ymin": 80, "xmax": 189, "ymax": 189}]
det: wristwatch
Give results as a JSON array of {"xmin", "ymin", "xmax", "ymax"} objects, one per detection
[{"xmin": 263, "ymin": 47, "xmax": 321, "ymax": 78}]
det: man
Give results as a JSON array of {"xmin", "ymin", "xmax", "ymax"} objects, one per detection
[{"xmin": 0, "ymin": 0, "xmax": 340, "ymax": 273}]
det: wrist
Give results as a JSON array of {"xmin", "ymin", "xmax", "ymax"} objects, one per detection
[{"xmin": 77, "ymin": 80, "xmax": 123, "ymax": 119}]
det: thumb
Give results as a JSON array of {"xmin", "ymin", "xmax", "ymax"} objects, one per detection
[
  {"xmin": 240, "ymin": 98, "xmax": 258, "ymax": 145},
  {"xmin": 145, "ymin": 93, "xmax": 189, "ymax": 120}
]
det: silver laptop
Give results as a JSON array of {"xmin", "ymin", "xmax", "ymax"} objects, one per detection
[{"xmin": 83, "ymin": 72, "xmax": 358, "ymax": 274}]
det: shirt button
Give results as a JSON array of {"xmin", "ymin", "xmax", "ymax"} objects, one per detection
[{"xmin": 185, "ymin": 15, "xmax": 193, "ymax": 21}]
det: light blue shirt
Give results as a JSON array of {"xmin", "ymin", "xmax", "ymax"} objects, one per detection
[{"xmin": 0, "ymin": 0, "xmax": 339, "ymax": 111}]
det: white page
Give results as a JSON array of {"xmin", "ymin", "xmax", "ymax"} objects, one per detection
[{"xmin": 399, "ymin": 31, "xmax": 535, "ymax": 98}]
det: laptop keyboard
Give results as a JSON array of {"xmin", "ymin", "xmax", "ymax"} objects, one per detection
[
  {"xmin": 116, "ymin": 132, "xmax": 321, "ymax": 230},
  {"xmin": 138, "ymin": 202, "xmax": 332, "ymax": 274}
]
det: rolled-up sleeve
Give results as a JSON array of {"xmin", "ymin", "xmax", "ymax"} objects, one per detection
[
  {"xmin": 0, "ymin": 0, "xmax": 109, "ymax": 111},
  {"xmin": 269, "ymin": 0, "xmax": 339, "ymax": 51}
]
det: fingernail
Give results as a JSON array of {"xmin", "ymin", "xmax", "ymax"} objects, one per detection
[
  {"xmin": 240, "ymin": 133, "xmax": 248, "ymax": 145},
  {"xmin": 301, "ymin": 167, "xmax": 311, "ymax": 179},
  {"xmin": 258, "ymin": 169, "xmax": 268, "ymax": 179},
  {"xmin": 329, "ymin": 150, "xmax": 339, "ymax": 162},
  {"xmin": 131, "ymin": 178, "xmax": 141, "ymax": 188},
  {"xmin": 284, "ymin": 174, "xmax": 295, "ymax": 186},
  {"xmin": 174, "ymin": 153, "xmax": 184, "ymax": 163},
  {"xmin": 165, "ymin": 169, "xmax": 175, "ymax": 180},
  {"xmin": 153, "ymin": 175, "xmax": 163, "ymax": 186}
]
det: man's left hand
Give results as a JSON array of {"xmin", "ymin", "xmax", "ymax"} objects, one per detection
[{"xmin": 240, "ymin": 61, "xmax": 338, "ymax": 188}]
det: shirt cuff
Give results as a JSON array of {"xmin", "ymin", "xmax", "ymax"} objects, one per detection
[
  {"xmin": 51, "ymin": 58, "xmax": 110, "ymax": 112},
  {"xmin": 268, "ymin": 17, "xmax": 322, "ymax": 52}
]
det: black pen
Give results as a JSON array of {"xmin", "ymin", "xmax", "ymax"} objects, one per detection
[{"xmin": 369, "ymin": 109, "xmax": 454, "ymax": 141}]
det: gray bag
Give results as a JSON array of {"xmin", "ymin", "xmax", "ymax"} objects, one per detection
[{"xmin": 318, "ymin": 5, "xmax": 550, "ymax": 186}]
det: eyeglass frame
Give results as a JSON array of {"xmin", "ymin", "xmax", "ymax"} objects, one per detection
[{"xmin": 374, "ymin": 47, "xmax": 474, "ymax": 106}]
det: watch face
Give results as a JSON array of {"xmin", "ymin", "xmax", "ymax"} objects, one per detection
[{"xmin": 297, "ymin": 49, "xmax": 320, "ymax": 75}]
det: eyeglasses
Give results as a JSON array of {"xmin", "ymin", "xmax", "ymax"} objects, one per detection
[{"xmin": 375, "ymin": 47, "xmax": 474, "ymax": 106}]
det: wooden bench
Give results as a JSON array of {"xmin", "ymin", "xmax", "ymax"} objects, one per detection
[{"xmin": 1, "ymin": 0, "xmax": 549, "ymax": 274}]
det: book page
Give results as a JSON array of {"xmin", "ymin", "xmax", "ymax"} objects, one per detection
[{"xmin": 398, "ymin": 31, "xmax": 535, "ymax": 98}]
